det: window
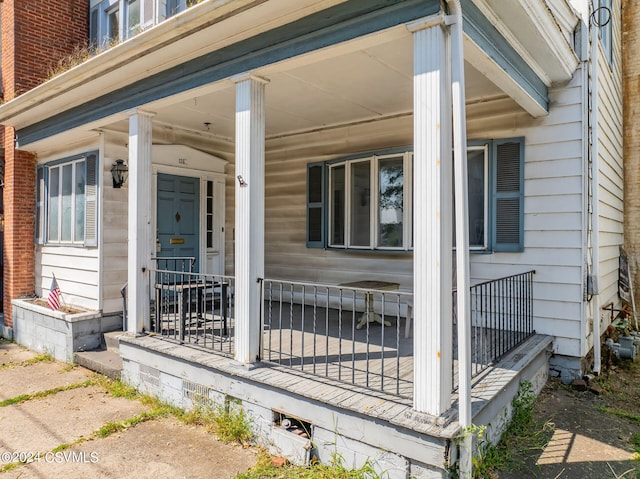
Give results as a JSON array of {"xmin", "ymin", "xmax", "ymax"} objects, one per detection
[
  {"xmin": 598, "ymin": 0, "xmax": 613, "ymax": 65},
  {"xmin": 466, "ymin": 144, "xmax": 489, "ymax": 249},
  {"xmin": 89, "ymin": 1, "xmax": 120, "ymax": 47},
  {"xmin": 307, "ymin": 139, "xmax": 524, "ymax": 252},
  {"xmin": 126, "ymin": 0, "xmax": 154, "ymax": 37},
  {"xmin": 308, "ymin": 151, "xmax": 412, "ymax": 251},
  {"xmin": 36, "ymin": 153, "xmax": 99, "ymax": 246},
  {"xmin": 166, "ymin": 0, "xmax": 200, "ymax": 17},
  {"xmin": 127, "ymin": 0, "xmax": 141, "ymax": 37},
  {"xmin": 206, "ymin": 180, "xmax": 214, "ymax": 249},
  {"xmin": 107, "ymin": 4, "xmax": 120, "ymax": 43}
]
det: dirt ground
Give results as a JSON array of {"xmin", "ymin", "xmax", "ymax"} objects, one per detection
[{"xmin": 497, "ymin": 356, "xmax": 640, "ymax": 479}]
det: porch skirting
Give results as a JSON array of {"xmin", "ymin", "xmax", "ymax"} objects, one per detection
[{"xmin": 119, "ymin": 333, "xmax": 552, "ymax": 478}]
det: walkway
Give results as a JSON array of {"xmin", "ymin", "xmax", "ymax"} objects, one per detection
[{"xmin": 0, "ymin": 339, "xmax": 256, "ymax": 479}]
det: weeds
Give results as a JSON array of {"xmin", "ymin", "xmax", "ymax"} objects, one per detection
[
  {"xmin": 178, "ymin": 401, "xmax": 253, "ymax": 444},
  {"xmin": 235, "ymin": 451, "xmax": 381, "ymax": 479},
  {"xmin": 456, "ymin": 380, "xmax": 553, "ymax": 479},
  {"xmin": 0, "ymin": 351, "xmax": 55, "ymax": 369}
]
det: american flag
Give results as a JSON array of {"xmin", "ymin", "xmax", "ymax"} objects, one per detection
[{"xmin": 47, "ymin": 277, "xmax": 62, "ymax": 311}]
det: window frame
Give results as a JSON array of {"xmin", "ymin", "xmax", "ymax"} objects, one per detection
[
  {"xmin": 36, "ymin": 152, "xmax": 100, "ymax": 248},
  {"xmin": 325, "ymin": 150, "xmax": 413, "ymax": 252},
  {"xmin": 465, "ymin": 143, "xmax": 490, "ymax": 251},
  {"xmin": 307, "ymin": 139, "xmax": 524, "ymax": 253}
]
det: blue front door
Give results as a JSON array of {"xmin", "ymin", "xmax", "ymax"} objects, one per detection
[{"xmin": 157, "ymin": 174, "xmax": 200, "ymax": 272}]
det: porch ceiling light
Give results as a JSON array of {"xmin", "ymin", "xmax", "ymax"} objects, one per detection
[{"xmin": 111, "ymin": 159, "xmax": 129, "ymax": 188}]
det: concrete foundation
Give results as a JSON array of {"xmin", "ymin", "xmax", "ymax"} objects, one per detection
[{"xmin": 119, "ymin": 334, "xmax": 552, "ymax": 478}]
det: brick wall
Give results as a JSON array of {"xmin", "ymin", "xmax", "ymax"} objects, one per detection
[
  {"xmin": 1, "ymin": 1, "xmax": 89, "ymax": 328},
  {"xmin": 2, "ymin": 0, "xmax": 89, "ymax": 100},
  {"xmin": 3, "ymin": 130, "xmax": 36, "ymax": 326},
  {"xmin": 623, "ymin": 0, "xmax": 640, "ymax": 303}
]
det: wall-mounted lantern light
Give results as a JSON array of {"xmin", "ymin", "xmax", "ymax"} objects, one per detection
[{"xmin": 111, "ymin": 159, "xmax": 129, "ymax": 188}]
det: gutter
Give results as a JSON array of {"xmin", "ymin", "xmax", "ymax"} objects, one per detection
[
  {"xmin": 590, "ymin": 10, "xmax": 601, "ymax": 375},
  {"xmin": 447, "ymin": 0, "xmax": 472, "ymax": 478}
]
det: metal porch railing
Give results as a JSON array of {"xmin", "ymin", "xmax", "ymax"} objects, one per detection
[
  {"xmin": 261, "ymin": 278, "xmax": 413, "ymax": 399},
  {"xmin": 149, "ymin": 264, "xmax": 235, "ymax": 357},
  {"xmin": 453, "ymin": 270, "xmax": 536, "ymax": 390}
]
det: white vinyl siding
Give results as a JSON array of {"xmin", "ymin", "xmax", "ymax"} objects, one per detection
[
  {"xmin": 258, "ymin": 70, "xmax": 586, "ymax": 358},
  {"xmin": 592, "ymin": 0, "xmax": 623, "ymax": 351},
  {"xmin": 35, "ymin": 150, "xmax": 101, "ymax": 310}
]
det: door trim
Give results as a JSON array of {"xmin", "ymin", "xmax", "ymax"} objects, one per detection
[{"xmin": 152, "ymin": 164, "xmax": 226, "ymax": 275}]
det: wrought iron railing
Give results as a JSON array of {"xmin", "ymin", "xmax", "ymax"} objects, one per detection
[
  {"xmin": 453, "ymin": 270, "xmax": 536, "ymax": 390},
  {"xmin": 261, "ymin": 278, "xmax": 413, "ymax": 399},
  {"xmin": 149, "ymin": 267, "xmax": 235, "ymax": 357}
]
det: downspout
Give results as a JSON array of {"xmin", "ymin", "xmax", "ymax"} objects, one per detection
[
  {"xmin": 590, "ymin": 9, "xmax": 601, "ymax": 375},
  {"xmin": 446, "ymin": 0, "xmax": 472, "ymax": 477}
]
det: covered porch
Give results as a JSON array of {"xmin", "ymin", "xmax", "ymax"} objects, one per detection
[
  {"xmin": 147, "ymin": 265, "xmax": 536, "ymax": 402},
  {"xmin": 0, "ymin": 0, "xmax": 580, "ymax": 473}
]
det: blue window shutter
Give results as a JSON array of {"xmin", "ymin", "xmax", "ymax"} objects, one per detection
[
  {"xmin": 84, "ymin": 154, "xmax": 99, "ymax": 247},
  {"xmin": 492, "ymin": 138, "xmax": 524, "ymax": 252},
  {"xmin": 307, "ymin": 162, "xmax": 325, "ymax": 248}
]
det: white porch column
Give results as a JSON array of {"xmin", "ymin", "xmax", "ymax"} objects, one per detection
[
  {"xmin": 412, "ymin": 20, "xmax": 453, "ymax": 415},
  {"xmin": 234, "ymin": 74, "xmax": 268, "ymax": 364},
  {"xmin": 127, "ymin": 109, "xmax": 155, "ymax": 334}
]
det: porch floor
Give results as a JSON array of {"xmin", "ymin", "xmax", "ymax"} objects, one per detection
[{"xmin": 155, "ymin": 303, "xmax": 533, "ymax": 400}]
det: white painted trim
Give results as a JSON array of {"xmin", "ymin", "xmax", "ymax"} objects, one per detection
[
  {"xmin": 463, "ymin": 35, "xmax": 549, "ymax": 118},
  {"xmin": 590, "ymin": 20, "xmax": 601, "ymax": 374},
  {"xmin": 405, "ymin": 13, "xmax": 445, "ymax": 33},
  {"xmin": 519, "ymin": 0, "xmax": 579, "ymax": 78},
  {"xmin": 98, "ymin": 132, "xmax": 106, "ymax": 313},
  {"xmin": 471, "ymin": 0, "xmax": 551, "ymax": 86},
  {"xmin": 471, "ymin": 0, "xmax": 579, "ymax": 85},
  {"xmin": 151, "ymin": 163, "xmax": 226, "ymax": 275}
]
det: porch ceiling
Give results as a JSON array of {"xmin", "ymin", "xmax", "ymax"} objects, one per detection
[
  {"xmin": 2, "ymin": 0, "xmax": 576, "ymax": 151},
  {"xmin": 58, "ymin": 30, "xmax": 505, "ymax": 152},
  {"xmin": 135, "ymin": 33, "xmax": 503, "ymax": 142}
]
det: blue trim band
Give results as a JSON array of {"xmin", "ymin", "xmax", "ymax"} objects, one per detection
[
  {"xmin": 18, "ymin": 0, "xmax": 439, "ymax": 145},
  {"xmin": 18, "ymin": 0, "xmax": 547, "ymax": 144},
  {"xmin": 460, "ymin": 0, "xmax": 548, "ymax": 111}
]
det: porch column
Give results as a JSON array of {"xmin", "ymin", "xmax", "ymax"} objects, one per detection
[
  {"xmin": 127, "ymin": 109, "xmax": 155, "ymax": 334},
  {"xmin": 412, "ymin": 19, "xmax": 454, "ymax": 415},
  {"xmin": 233, "ymin": 74, "xmax": 268, "ymax": 364}
]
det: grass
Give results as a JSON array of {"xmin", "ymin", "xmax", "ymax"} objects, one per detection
[
  {"xmin": 0, "ymin": 352, "xmax": 55, "ymax": 370},
  {"xmin": 458, "ymin": 380, "xmax": 554, "ymax": 479},
  {"xmin": 176, "ymin": 400, "xmax": 254, "ymax": 444},
  {"xmin": 0, "ymin": 379, "xmax": 97, "ymax": 407},
  {"xmin": 235, "ymin": 451, "xmax": 381, "ymax": 479},
  {"xmin": 598, "ymin": 406, "xmax": 640, "ymax": 425}
]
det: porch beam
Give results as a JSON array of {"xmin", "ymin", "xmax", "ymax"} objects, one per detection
[
  {"xmin": 127, "ymin": 109, "xmax": 155, "ymax": 334},
  {"xmin": 234, "ymin": 73, "xmax": 268, "ymax": 364},
  {"xmin": 412, "ymin": 21, "xmax": 454, "ymax": 415}
]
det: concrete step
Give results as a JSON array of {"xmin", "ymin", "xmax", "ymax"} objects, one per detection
[
  {"xmin": 103, "ymin": 331, "xmax": 125, "ymax": 353},
  {"xmin": 74, "ymin": 349, "xmax": 122, "ymax": 379}
]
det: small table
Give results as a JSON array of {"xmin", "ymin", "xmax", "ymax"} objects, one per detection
[{"xmin": 339, "ymin": 280, "xmax": 400, "ymax": 329}]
